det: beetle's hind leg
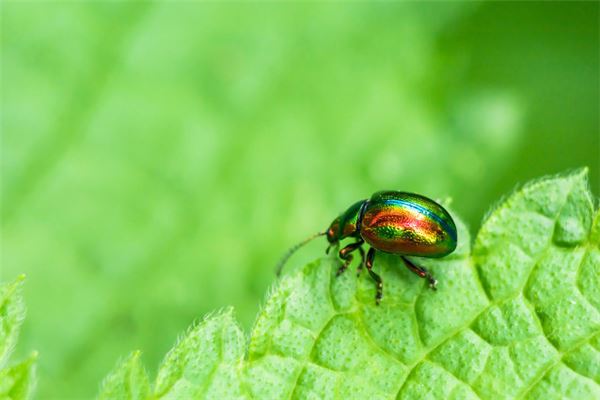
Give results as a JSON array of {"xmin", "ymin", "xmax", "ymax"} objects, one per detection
[
  {"xmin": 401, "ymin": 256, "xmax": 438, "ymax": 290},
  {"xmin": 366, "ymin": 248, "xmax": 383, "ymax": 305},
  {"xmin": 336, "ymin": 239, "xmax": 364, "ymax": 276}
]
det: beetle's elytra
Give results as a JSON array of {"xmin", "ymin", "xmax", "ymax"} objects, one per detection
[{"xmin": 276, "ymin": 191, "xmax": 457, "ymax": 304}]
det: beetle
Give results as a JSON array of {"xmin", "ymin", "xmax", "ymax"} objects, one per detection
[{"xmin": 276, "ymin": 191, "xmax": 457, "ymax": 304}]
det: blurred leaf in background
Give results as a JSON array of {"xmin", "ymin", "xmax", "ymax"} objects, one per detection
[{"xmin": 1, "ymin": 1, "xmax": 597, "ymax": 399}]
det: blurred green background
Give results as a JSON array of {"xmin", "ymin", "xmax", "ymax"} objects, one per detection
[{"xmin": 1, "ymin": 1, "xmax": 598, "ymax": 398}]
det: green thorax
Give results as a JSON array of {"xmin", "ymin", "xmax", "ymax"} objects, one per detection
[{"xmin": 326, "ymin": 199, "xmax": 367, "ymax": 243}]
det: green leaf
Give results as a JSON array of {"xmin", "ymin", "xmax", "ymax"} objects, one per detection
[
  {"xmin": 97, "ymin": 351, "xmax": 150, "ymax": 400},
  {"xmin": 98, "ymin": 309, "xmax": 249, "ymax": 400},
  {"xmin": 153, "ymin": 308, "xmax": 247, "ymax": 399},
  {"xmin": 98, "ymin": 169, "xmax": 600, "ymax": 399},
  {"xmin": 0, "ymin": 352, "xmax": 37, "ymax": 400},
  {"xmin": 0, "ymin": 277, "xmax": 37, "ymax": 400},
  {"xmin": 0, "ymin": 275, "xmax": 25, "ymax": 368}
]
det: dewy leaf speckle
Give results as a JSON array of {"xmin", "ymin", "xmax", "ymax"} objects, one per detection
[{"xmin": 98, "ymin": 169, "xmax": 600, "ymax": 399}]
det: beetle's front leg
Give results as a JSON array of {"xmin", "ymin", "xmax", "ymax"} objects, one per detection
[
  {"xmin": 337, "ymin": 239, "xmax": 364, "ymax": 276},
  {"xmin": 401, "ymin": 256, "xmax": 437, "ymax": 290}
]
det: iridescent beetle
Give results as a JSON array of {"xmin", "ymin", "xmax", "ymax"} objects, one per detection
[{"xmin": 276, "ymin": 191, "xmax": 457, "ymax": 304}]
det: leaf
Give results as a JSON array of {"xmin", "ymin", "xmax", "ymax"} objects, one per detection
[
  {"xmin": 153, "ymin": 308, "xmax": 247, "ymax": 399},
  {"xmin": 0, "ymin": 277, "xmax": 37, "ymax": 400},
  {"xmin": 97, "ymin": 169, "xmax": 600, "ymax": 399},
  {"xmin": 0, "ymin": 352, "xmax": 37, "ymax": 400},
  {"xmin": 96, "ymin": 309, "xmax": 249, "ymax": 400},
  {"xmin": 97, "ymin": 351, "xmax": 150, "ymax": 400},
  {"xmin": 0, "ymin": 275, "xmax": 25, "ymax": 368}
]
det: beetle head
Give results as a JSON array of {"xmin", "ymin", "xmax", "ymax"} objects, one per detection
[{"xmin": 325, "ymin": 217, "xmax": 341, "ymax": 253}]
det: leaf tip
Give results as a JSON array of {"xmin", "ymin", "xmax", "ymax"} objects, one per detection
[
  {"xmin": 556, "ymin": 166, "xmax": 589, "ymax": 184},
  {"xmin": 577, "ymin": 165, "xmax": 589, "ymax": 175},
  {"xmin": 222, "ymin": 305, "xmax": 235, "ymax": 316}
]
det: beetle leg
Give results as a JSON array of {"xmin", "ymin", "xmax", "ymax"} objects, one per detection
[
  {"xmin": 337, "ymin": 239, "xmax": 364, "ymax": 276},
  {"xmin": 356, "ymin": 246, "xmax": 366, "ymax": 276},
  {"xmin": 365, "ymin": 248, "xmax": 383, "ymax": 305},
  {"xmin": 401, "ymin": 256, "xmax": 438, "ymax": 290}
]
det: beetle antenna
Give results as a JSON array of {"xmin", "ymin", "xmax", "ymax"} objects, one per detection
[{"xmin": 275, "ymin": 231, "xmax": 326, "ymax": 277}]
